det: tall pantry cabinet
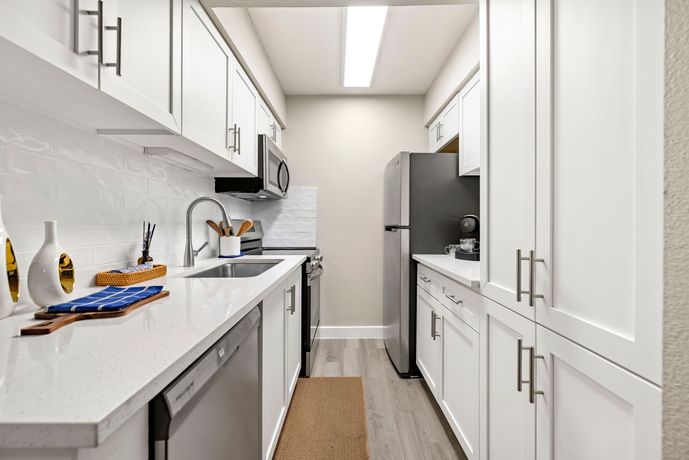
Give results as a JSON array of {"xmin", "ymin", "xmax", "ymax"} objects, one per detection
[{"xmin": 479, "ymin": 0, "xmax": 663, "ymax": 458}]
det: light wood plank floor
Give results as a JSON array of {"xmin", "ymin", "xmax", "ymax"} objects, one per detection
[{"xmin": 311, "ymin": 339, "xmax": 467, "ymax": 460}]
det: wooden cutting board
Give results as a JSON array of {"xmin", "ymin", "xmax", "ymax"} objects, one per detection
[{"xmin": 21, "ymin": 291, "xmax": 170, "ymax": 336}]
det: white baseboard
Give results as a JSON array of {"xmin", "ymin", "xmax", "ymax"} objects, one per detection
[{"xmin": 318, "ymin": 326, "xmax": 385, "ymax": 339}]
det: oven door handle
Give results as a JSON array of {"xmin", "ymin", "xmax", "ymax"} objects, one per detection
[{"xmin": 307, "ymin": 267, "xmax": 323, "ymax": 285}]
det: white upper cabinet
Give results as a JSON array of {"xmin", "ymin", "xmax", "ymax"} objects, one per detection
[
  {"xmin": 428, "ymin": 94, "xmax": 460, "ymax": 152},
  {"xmin": 458, "ymin": 73, "xmax": 481, "ymax": 176},
  {"xmin": 100, "ymin": 0, "xmax": 181, "ymax": 132},
  {"xmin": 0, "ymin": 0, "xmax": 100, "ymax": 87},
  {"xmin": 230, "ymin": 64, "xmax": 258, "ymax": 175},
  {"xmin": 535, "ymin": 325, "xmax": 661, "ymax": 460},
  {"xmin": 257, "ymin": 99, "xmax": 282, "ymax": 149},
  {"xmin": 479, "ymin": 296, "xmax": 535, "ymax": 460},
  {"xmin": 480, "ymin": 0, "xmax": 536, "ymax": 321},
  {"xmin": 182, "ymin": 0, "xmax": 232, "ymax": 159},
  {"xmin": 533, "ymin": 0, "xmax": 663, "ymax": 384}
]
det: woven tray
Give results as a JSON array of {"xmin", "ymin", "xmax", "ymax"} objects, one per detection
[{"xmin": 95, "ymin": 264, "xmax": 167, "ymax": 286}]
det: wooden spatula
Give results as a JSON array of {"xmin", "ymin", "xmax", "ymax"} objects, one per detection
[
  {"xmin": 206, "ymin": 220, "xmax": 223, "ymax": 236},
  {"xmin": 236, "ymin": 219, "xmax": 254, "ymax": 237}
]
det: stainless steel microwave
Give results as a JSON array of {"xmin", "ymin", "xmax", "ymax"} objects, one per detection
[{"xmin": 215, "ymin": 135, "xmax": 290, "ymax": 200}]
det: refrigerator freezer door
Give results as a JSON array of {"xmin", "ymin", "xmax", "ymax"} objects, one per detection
[
  {"xmin": 383, "ymin": 226, "xmax": 410, "ymax": 374},
  {"xmin": 384, "ymin": 153, "xmax": 410, "ymax": 227}
]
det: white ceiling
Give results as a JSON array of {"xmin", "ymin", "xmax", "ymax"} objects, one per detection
[{"xmin": 247, "ymin": 5, "xmax": 477, "ymax": 95}]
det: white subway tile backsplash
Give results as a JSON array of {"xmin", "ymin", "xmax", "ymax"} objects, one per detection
[
  {"xmin": 0, "ymin": 100, "xmax": 250, "ymax": 300},
  {"xmin": 0, "ymin": 119, "xmax": 53, "ymax": 155},
  {"xmin": 54, "ymin": 136, "xmax": 124, "ymax": 172},
  {"xmin": 253, "ymin": 186, "xmax": 318, "ymax": 248}
]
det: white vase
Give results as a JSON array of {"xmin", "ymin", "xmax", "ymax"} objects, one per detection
[
  {"xmin": 28, "ymin": 221, "xmax": 75, "ymax": 308},
  {"xmin": 0, "ymin": 197, "xmax": 20, "ymax": 319}
]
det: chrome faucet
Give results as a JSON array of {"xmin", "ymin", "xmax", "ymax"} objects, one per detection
[{"xmin": 184, "ymin": 197, "xmax": 231, "ymax": 267}]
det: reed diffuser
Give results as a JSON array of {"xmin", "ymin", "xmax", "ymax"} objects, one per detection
[{"xmin": 137, "ymin": 221, "xmax": 156, "ymax": 265}]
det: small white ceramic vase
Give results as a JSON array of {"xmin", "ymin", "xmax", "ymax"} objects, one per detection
[
  {"xmin": 28, "ymin": 221, "xmax": 75, "ymax": 307},
  {"xmin": 0, "ymin": 197, "xmax": 20, "ymax": 319},
  {"xmin": 219, "ymin": 236, "xmax": 241, "ymax": 257}
]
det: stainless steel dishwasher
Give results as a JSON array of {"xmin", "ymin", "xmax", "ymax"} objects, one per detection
[{"xmin": 149, "ymin": 306, "xmax": 261, "ymax": 460}]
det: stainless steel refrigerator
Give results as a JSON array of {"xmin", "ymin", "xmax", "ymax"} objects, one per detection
[{"xmin": 383, "ymin": 152, "xmax": 479, "ymax": 376}]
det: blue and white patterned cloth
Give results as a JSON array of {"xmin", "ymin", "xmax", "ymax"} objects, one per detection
[{"xmin": 45, "ymin": 286, "xmax": 164, "ymax": 313}]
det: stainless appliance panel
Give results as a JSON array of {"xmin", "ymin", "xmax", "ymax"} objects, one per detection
[
  {"xmin": 383, "ymin": 226, "xmax": 409, "ymax": 374},
  {"xmin": 384, "ymin": 152, "xmax": 409, "ymax": 227},
  {"xmin": 214, "ymin": 135, "xmax": 289, "ymax": 201},
  {"xmin": 150, "ymin": 307, "xmax": 261, "ymax": 459}
]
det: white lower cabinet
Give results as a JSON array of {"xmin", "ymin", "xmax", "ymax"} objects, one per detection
[
  {"xmin": 534, "ymin": 325, "xmax": 661, "ymax": 460},
  {"xmin": 441, "ymin": 311, "xmax": 479, "ymax": 460},
  {"xmin": 262, "ymin": 269, "xmax": 302, "ymax": 460},
  {"xmin": 416, "ymin": 288, "xmax": 442, "ymax": 396},
  {"xmin": 479, "ymin": 296, "xmax": 535, "ymax": 460},
  {"xmin": 417, "ymin": 284, "xmax": 480, "ymax": 460},
  {"xmin": 284, "ymin": 270, "xmax": 302, "ymax": 402},
  {"xmin": 419, "ymin": 262, "xmax": 661, "ymax": 460}
]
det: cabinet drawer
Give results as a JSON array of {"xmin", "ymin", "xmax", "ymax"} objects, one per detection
[
  {"xmin": 417, "ymin": 264, "xmax": 434, "ymax": 293},
  {"xmin": 437, "ymin": 272, "xmax": 480, "ymax": 332}
]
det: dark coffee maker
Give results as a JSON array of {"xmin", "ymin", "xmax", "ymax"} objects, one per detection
[{"xmin": 456, "ymin": 215, "xmax": 480, "ymax": 261}]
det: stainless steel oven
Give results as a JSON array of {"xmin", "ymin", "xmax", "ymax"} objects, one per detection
[{"xmin": 214, "ymin": 134, "xmax": 290, "ymax": 201}]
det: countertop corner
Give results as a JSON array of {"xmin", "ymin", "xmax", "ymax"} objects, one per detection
[{"xmin": 412, "ymin": 254, "xmax": 480, "ymax": 289}]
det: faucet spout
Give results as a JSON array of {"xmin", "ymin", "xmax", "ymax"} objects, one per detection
[{"xmin": 183, "ymin": 197, "xmax": 231, "ymax": 267}]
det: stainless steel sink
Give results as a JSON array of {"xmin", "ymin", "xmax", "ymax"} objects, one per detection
[{"xmin": 185, "ymin": 260, "xmax": 282, "ymax": 279}]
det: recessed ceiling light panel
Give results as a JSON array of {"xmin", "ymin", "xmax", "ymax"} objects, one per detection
[{"xmin": 343, "ymin": 6, "xmax": 388, "ymax": 88}]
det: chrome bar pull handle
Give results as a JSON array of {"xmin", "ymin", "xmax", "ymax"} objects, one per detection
[
  {"xmin": 83, "ymin": 0, "xmax": 103, "ymax": 62},
  {"xmin": 228, "ymin": 124, "xmax": 238, "ymax": 152},
  {"xmin": 444, "ymin": 293, "xmax": 462, "ymax": 306},
  {"xmin": 237, "ymin": 126, "xmax": 241, "ymax": 155},
  {"xmin": 517, "ymin": 339, "xmax": 524, "ymax": 392},
  {"xmin": 286, "ymin": 285, "xmax": 296, "ymax": 314},
  {"xmin": 529, "ymin": 347, "xmax": 545, "ymax": 404},
  {"xmin": 430, "ymin": 310, "xmax": 435, "ymax": 339},
  {"xmin": 104, "ymin": 17, "xmax": 122, "ymax": 75},
  {"xmin": 516, "ymin": 249, "xmax": 529, "ymax": 302},
  {"xmin": 528, "ymin": 250, "xmax": 545, "ymax": 307},
  {"xmin": 432, "ymin": 312, "xmax": 441, "ymax": 340}
]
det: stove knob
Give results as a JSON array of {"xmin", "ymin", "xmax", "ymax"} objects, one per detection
[{"xmin": 315, "ymin": 255, "xmax": 323, "ymax": 262}]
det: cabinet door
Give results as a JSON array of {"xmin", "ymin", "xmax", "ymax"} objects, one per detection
[
  {"xmin": 459, "ymin": 73, "xmax": 481, "ymax": 176},
  {"xmin": 479, "ymin": 296, "xmax": 535, "ymax": 460},
  {"xmin": 182, "ymin": 0, "xmax": 231, "ymax": 158},
  {"xmin": 428, "ymin": 120, "xmax": 441, "ymax": 152},
  {"xmin": 284, "ymin": 271, "xmax": 302, "ymax": 402},
  {"xmin": 262, "ymin": 284, "xmax": 286, "ymax": 460},
  {"xmin": 231, "ymin": 65, "xmax": 257, "ymax": 175},
  {"xmin": 480, "ymin": 0, "xmax": 536, "ymax": 321},
  {"xmin": 535, "ymin": 325, "xmax": 661, "ymax": 460},
  {"xmin": 439, "ymin": 94, "xmax": 459, "ymax": 147},
  {"xmin": 257, "ymin": 101, "xmax": 272, "ymax": 137},
  {"xmin": 273, "ymin": 122, "xmax": 282, "ymax": 149},
  {"xmin": 0, "ymin": 1, "xmax": 99, "ymax": 87},
  {"xmin": 416, "ymin": 289, "xmax": 442, "ymax": 396},
  {"xmin": 100, "ymin": 0, "xmax": 180, "ymax": 132},
  {"xmin": 441, "ymin": 312, "xmax": 480, "ymax": 460},
  {"xmin": 533, "ymin": 0, "xmax": 663, "ymax": 384}
]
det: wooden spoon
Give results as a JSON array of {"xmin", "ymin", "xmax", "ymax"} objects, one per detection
[
  {"xmin": 236, "ymin": 219, "xmax": 254, "ymax": 237},
  {"xmin": 219, "ymin": 221, "xmax": 233, "ymax": 236},
  {"xmin": 206, "ymin": 220, "xmax": 223, "ymax": 236}
]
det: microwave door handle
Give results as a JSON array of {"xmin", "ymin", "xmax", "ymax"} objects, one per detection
[{"xmin": 277, "ymin": 160, "xmax": 290, "ymax": 195}]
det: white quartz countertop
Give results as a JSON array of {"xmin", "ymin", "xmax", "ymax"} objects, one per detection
[
  {"xmin": 412, "ymin": 254, "xmax": 481, "ymax": 289},
  {"xmin": 0, "ymin": 255, "xmax": 305, "ymax": 448}
]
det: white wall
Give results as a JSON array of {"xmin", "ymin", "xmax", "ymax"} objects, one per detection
[
  {"xmin": 0, "ymin": 99, "xmax": 251, "ymax": 303},
  {"xmin": 284, "ymin": 96, "xmax": 427, "ymax": 328},
  {"xmin": 664, "ymin": 0, "xmax": 689, "ymax": 457},
  {"xmin": 211, "ymin": 7, "xmax": 287, "ymax": 126},
  {"xmin": 424, "ymin": 12, "xmax": 479, "ymax": 125}
]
